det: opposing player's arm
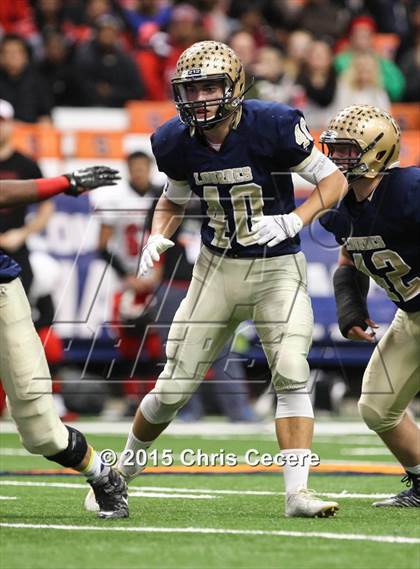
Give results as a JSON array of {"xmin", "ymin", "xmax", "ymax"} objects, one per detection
[
  {"xmin": 98, "ymin": 223, "xmax": 129, "ymax": 278},
  {"xmin": 0, "ymin": 167, "xmax": 120, "ymax": 209},
  {"xmin": 333, "ymin": 246, "xmax": 378, "ymax": 342},
  {"xmin": 0, "ymin": 179, "xmax": 46, "ymax": 208},
  {"xmin": 138, "ymin": 178, "xmax": 190, "ymax": 276}
]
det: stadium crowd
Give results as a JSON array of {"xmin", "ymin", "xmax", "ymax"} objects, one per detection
[{"xmin": 0, "ymin": 0, "xmax": 419, "ymax": 124}]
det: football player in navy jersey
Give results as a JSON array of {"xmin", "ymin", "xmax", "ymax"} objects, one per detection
[
  {"xmin": 319, "ymin": 105, "xmax": 420, "ymax": 507},
  {"xmin": 0, "ymin": 166, "xmax": 132, "ymax": 519},
  {"xmin": 85, "ymin": 41, "xmax": 347, "ymax": 518}
]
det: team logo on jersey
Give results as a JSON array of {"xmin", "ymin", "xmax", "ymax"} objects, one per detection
[
  {"xmin": 294, "ymin": 118, "xmax": 313, "ymax": 149},
  {"xmin": 194, "ymin": 167, "xmax": 253, "ymax": 185},
  {"xmin": 344, "ymin": 236, "xmax": 386, "ymax": 251}
]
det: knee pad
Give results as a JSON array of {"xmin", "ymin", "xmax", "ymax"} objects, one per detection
[
  {"xmin": 275, "ymin": 387, "xmax": 314, "ymax": 419},
  {"xmin": 358, "ymin": 398, "xmax": 403, "ymax": 433},
  {"xmin": 45, "ymin": 426, "xmax": 88, "ymax": 467},
  {"xmin": 7, "ymin": 393, "xmax": 68, "ymax": 455},
  {"xmin": 140, "ymin": 392, "xmax": 181, "ymax": 424},
  {"xmin": 272, "ymin": 353, "xmax": 310, "ymax": 391},
  {"xmin": 154, "ymin": 355, "xmax": 202, "ymax": 407}
]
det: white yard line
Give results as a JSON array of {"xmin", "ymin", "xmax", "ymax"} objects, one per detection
[
  {"xmin": 0, "ymin": 480, "xmax": 394, "ymax": 500},
  {"xmin": 315, "ymin": 436, "xmax": 381, "ymax": 445},
  {"xmin": 0, "ymin": 448, "xmax": 31, "ymax": 456},
  {"xmin": 0, "ymin": 420, "xmax": 377, "ymax": 436},
  {"xmin": 341, "ymin": 448, "xmax": 392, "ymax": 456},
  {"xmin": 0, "ymin": 481, "xmax": 215, "ymax": 500},
  {"xmin": 0, "ymin": 522, "xmax": 418, "ymax": 545},
  {"xmin": 0, "ymin": 496, "xmax": 17, "ymax": 500}
]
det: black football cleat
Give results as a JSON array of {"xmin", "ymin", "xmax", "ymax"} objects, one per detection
[
  {"xmin": 373, "ymin": 473, "xmax": 420, "ymax": 507},
  {"xmin": 88, "ymin": 468, "xmax": 129, "ymax": 519}
]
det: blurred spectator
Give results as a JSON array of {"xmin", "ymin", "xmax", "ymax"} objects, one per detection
[
  {"xmin": 39, "ymin": 31, "xmax": 82, "ymax": 107},
  {"xmin": 297, "ymin": 0, "xmax": 347, "ymax": 42},
  {"xmin": 27, "ymin": 0, "xmax": 87, "ymax": 55},
  {"xmin": 284, "ymin": 30, "xmax": 313, "ymax": 81},
  {"xmin": 97, "ymin": 151, "xmax": 161, "ymax": 289},
  {"xmin": 85, "ymin": 0, "xmax": 116, "ymax": 23},
  {"xmin": 123, "ymin": 0, "xmax": 173, "ymax": 42},
  {"xmin": 0, "ymin": 99, "xmax": 53, "ymax": 294},
  {"xmin": 32, "ymin": 0, "xmax": 129, "ymax": 49},
  {"xmin": 229, "ymin": 1, "xmax": 268, "ymax": 46},
  {"xmin": 296, "ymin": 40, "xmax": 337, "ymax": 129},
  {"xmin": 365, "ymin": 0, "xmax": 412, "ymax": 34},
  {"xmin": 395, "ymin": 2, "xmax": 420, "ymax": 63},
  {"xmin": 33, "ymin": 0, "xmax": 79, "ymax": 35},
  {"xmin": 0, "ymin": 1, "xmax": 35, "ymax": 37},
  {"xmin": 135, "ymin": 3, "xmax": 203, "ymax": 100},
  {"xmin": 335, "ymin": 15, "xmax": 406, "ymax": 101},
  {"xmin": 335, "ymin": 52, "xmax": 390, "ymax": 111},
  {"xmin": 229, "ymin": 30, "xmax": 259, "ymax": 98},
  {"xmin": 0, "ymin": 34, "xmax": 52, "ymax": 122},
  {"xmin": 252, "ymin": 46, "xmax": 296, "ymax": 104},
  {"xmin": 395, "ymin": 2, "xmax": 420, "ymax": 102},
  {"xmin": 399, "ymin": 37, "xmax": 420, "ymax": 102},
  {"xmin": 74, "ymin": 15, "xmax": 144, "ymax": 107},
  {"xmin": 96, "ymin": 151, "xmax": 162, "ymax": 415},
  {"xmin": 199, "ymin": 0, "xmax": 233, "ymax": 43}
]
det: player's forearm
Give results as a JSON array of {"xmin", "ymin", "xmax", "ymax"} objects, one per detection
[
  {"xmin": 294, "ymin": 169, "xmax": 348, "ymax": 226},
  {"xmin": 151, "ymin": 194, "xmax": 185, "ymax": 239},
  {"xmin": 0, "ymin": 177, "xmax": 70, "ymax": 208}
]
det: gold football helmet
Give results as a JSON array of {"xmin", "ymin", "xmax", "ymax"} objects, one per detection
[
  {"xmin": 171, "ymin": 40, "xmax": 246, "ymax": 129},
  {"xmin": 320, "ymin": 105, "xmax": 401, "ymax": 179}
]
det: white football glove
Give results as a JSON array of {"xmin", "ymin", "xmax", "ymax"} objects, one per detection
[
  {"xmin": 138, "ymin": 234, "xmax": 174, "ymax": 276},
  {"xmin": 252, "ymin": 212, "xmax": 303, "ymax": 247}
]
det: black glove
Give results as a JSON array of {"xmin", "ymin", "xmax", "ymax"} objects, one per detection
[{"xmin": 64, "ymin": 166, "xmax": 121, "ymax": 196}]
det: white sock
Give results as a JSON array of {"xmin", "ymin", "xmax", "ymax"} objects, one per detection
[
  {"xmin": 81, "ymin": 448, "xmax": 109, "ymax": 482},
  {"xmin": 405, "ymin": 464, "xmax": 420, "ymax": 475},
  {"xmin": 282, "ymin": 448, "xmax": 311, "ymax": 495},
  {"xmin": 117, "ymin": 430, "xmax": 152, "ymax": 479}
]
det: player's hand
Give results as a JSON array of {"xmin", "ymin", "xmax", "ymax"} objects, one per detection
[
  {"xmin": 138, "ymin": 234, "xmax": 174, "ymax": 276},
  {"xmin": 347, "ymin": 319, "xmax": 379, "ymax": 343},
  {"xmin": 65, "ymin": 166, "xmax": 121, "ymax": 196},
  {"xmin": 251, "ymin": 212, "xmax": 303, "ymax": 247}
]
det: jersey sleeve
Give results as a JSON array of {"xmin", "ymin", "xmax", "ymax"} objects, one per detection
[
  {"xmin": 273, "ymin": 107, "xmax": 315, "ymax": 170},
  {"xmin": 150, "ymin": 117, "xmax": 188, "ymax": 181}
]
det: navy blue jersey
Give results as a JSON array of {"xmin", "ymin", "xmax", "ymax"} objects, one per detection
[
  {"xmin": 151, "ymin": 100, "xmax": 314, "ymax": 258},
  {"xmin": 320, "ymin": 167, "xmax": 420, "ymax": 312},
  {"xmin": 0, "ymin": 249, "xmax": 21, "ymax": 283}
]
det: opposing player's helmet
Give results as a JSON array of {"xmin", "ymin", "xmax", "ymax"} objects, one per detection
[
  {"xmin": 171, "ymin": 41, "xmax": 246, "ymax": 129},
  {"xmin": 320, "ymin": 105, "xmax": 400, "ymax": 179}
]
